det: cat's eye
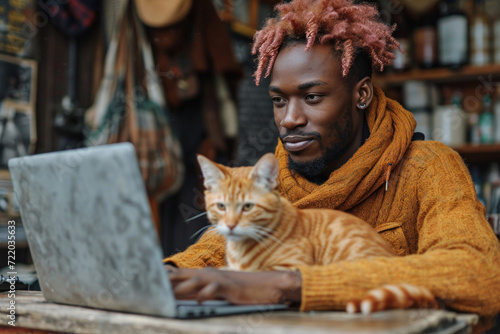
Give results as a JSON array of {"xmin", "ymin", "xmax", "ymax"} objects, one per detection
[
  {"xmin": 217, "ymin": 203, "xmax": 226, "ymax": 210},
  {"xmin": 242, "ymin": 203, "xmax": 254, "ymax": 211}
]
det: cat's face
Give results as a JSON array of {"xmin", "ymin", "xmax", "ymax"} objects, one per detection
[{"xmin": 197, "ymin": 154, "xmax": 281, "ymax": 242}]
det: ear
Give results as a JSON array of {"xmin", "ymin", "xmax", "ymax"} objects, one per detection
[
  {"xmin": 354, "ymin": 76, "xmax": 373, "ymax": 110},
  {"xmin": 249, "ymin": 153, "xmax": 279, "ymax": 191},
  {"xmin": 197, "ymin": 155, "xmax": 225, "ymax": 190}
]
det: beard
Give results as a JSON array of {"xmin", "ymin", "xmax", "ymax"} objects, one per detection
[{"xmin": 286, "ymin": 113, "xmax": 354, "ymax": 184}]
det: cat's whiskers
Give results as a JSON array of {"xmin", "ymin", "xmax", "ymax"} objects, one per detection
[
  {"xmin": 184, "ymin": 211, "xmax": 208, "ymax": 222},
  {"xmin": 250, "ymin": 226, "xmax": 283, "ymax": 245},
  {"xmin": 255, "ymin": 225, "xmax": 274, "ymax": 233},
  {"xmin": 236, "ymin": 228, "xmax": 280, "ymax": 257},
  {"xmin": 245, "ymin": 232, "xmax": 281, "ymax": 255},
  {"xmin": 244, "ymin": 230, "xmax": 266, "ymax": 244},
  {"xmin": 190, "ymin": 225, "xmax": 219, "ymax": 240}
]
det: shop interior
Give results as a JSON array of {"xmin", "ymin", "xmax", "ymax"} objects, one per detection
[{"xmin": 0, "ymin": 0, "xmax": 498, "ymax": 302}]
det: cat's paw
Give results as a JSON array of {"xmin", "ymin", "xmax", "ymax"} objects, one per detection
[{"xmin": 346, "ymin": 284, "xmax": 437, "ymax": 314}]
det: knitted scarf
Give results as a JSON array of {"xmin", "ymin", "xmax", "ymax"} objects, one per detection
[{"xmin": 277, "ymin": 86, "xmax": 417, "ymax": 211}]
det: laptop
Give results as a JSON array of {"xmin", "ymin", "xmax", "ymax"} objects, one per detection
[{"xmin": 8, "ymin": 142, "xmax": 288, "ymax": 318}]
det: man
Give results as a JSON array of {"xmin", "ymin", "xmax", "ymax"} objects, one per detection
[{"xmin": 164, "ymin": 0, "xmax": 500, "ymax": 320}]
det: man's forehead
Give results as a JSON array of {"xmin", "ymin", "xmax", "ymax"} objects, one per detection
[
  {"xmin": 269, "ymin": 44, "xmax": 343, "ymax": 86},
  {"xmin": 268, "ymin": 80, "xmax": 329, "ymax": 92}
]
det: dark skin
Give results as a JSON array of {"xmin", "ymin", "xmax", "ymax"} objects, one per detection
[{"xmin": 168, "ymin": 43, "xmax": 374, "ymax": 306}]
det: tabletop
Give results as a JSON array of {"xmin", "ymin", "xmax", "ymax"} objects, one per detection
[{"xmin": 0, "ymin": 291, "xmax": 479, "ymax": 334}]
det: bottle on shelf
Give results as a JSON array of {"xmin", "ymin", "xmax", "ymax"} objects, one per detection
[
  {"xmin": 233, "ymin": 0, "xmax": 250, "ymax": 25},
  {"xmin": 494, "ymin": 13, "xmax": 500, "ymax": 64},
  {"xmin": 485, "ymin": 162, "xmax": 500, "ymax": 215},
  {"xmin": 479, "ymin": 94, "xmax": 495, "ymax": 144},
  {"xmin": 488, "ymin": 163, "xmax": 500, "ymax": 235},
  {"xmin": 403, "ymin": 81, "xmax": 435, "ymax": 140},
  {"xmin": 433, "ymin": 90, "xmax": 467, "ymax": 147},
  {"xmin": 414, "ymin": 9, "xmax": 438, "ymax": 69},
  {"xmin": 469, "ymin": 112, "xmax": 481, "ymax": 145},
  {"xmin": 470, "ymin": 0, "xmax": 492, "ymax": 66},
  {"xmin": 469, "ymin": 165, "xmax": 487, "ymax": 207},
  {"xmin": 437, "ymin": 0, "xmax": 469, "ymax": 68},
  {"xmin": 391, "ymin": 10, "xmax": 412, "ymax": 72},
  {"xmin": 494, "ymin": 86, "xmax": 500, "ymax": 143}
]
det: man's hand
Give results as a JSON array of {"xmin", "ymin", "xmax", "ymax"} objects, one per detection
[{"xmin": 165, "ymin": 266, "xmax": 302, "ymax": 306}]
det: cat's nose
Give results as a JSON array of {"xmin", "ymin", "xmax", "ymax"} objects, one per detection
[{"xmin": 227, "ymin": 224, "xmax": 236, "ymax": 231}]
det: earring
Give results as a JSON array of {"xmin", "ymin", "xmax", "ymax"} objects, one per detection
[{"xmin": 357, "ymin": 102, "xmax": 367, "ymax": 109}]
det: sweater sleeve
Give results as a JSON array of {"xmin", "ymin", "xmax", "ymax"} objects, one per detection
[
  {"xmin": 297, "ymin": 146, "xmax": 500, "ymax": 317},
  {"xmin": 163, "ymin": 229, "xmax": 227, "ymax": 268}
]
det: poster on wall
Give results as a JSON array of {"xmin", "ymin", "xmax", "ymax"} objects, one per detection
[
  {"xmin": 0, "ymin": 53, "xmax": 37, "ymax": 169},
  {"xmin": 0, "ymin": 0, "xmax": 37, "ymax": 57}
]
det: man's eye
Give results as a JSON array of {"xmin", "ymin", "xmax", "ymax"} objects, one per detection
[
  {"xmin": 272, "ymin": 96, "xmax": 285, "ymax": 104},
  {"xmin": 305, "ymin": 94, "xmax": 321, "ymax": 101},
  {"xmin": 217, "ymin": 203, "xmax": 226, "ymax": 210}
]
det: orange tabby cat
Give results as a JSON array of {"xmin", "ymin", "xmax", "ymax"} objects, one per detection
[{"xmin": 197, "ymin": 153, "xmax": 437, "ymax": 314}]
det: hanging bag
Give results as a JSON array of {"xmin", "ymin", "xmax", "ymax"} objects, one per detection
[{"xmin": 85, "ymin": 0, "xmax": 184, "ymax": 201}]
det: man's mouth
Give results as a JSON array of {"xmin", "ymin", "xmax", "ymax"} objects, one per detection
[{"xmin": 282, "ymin": 135, "xmax": 316, "ymax": 152}]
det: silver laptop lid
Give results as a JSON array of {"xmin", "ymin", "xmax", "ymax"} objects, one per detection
[{"xmin": 8, "ymin": 143, "xmax": 177, "ymax": 317}]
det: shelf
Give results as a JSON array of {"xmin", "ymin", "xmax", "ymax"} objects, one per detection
[
  {"xmin": 217, "ymin": 0, "xmax": 281, "ymax": 39},
  {"xmin": 260, "ymin": 0, "xmax": 281, "ymax": 4},
  {"xmin": 230, "ymin": 21, "xmax": 256, "ymax": 39},
  {"xmin": 374, "ymin": 64, "xmax": 500, "ymax": 87},
  {"xmin": 452, "ymin": 144, "xmax": 500, "ymax": 164},
  {"xmin": 0, "ymin": 170, "xmax": 10, "ymax": 179}
]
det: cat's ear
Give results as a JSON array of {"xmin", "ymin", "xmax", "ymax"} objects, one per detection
[
  {"xmin": 197, "ymin": 155, "xmax": 225, "ymax": 190},
  {"xmin": 249, "ymin": 153, "xmax": 279, "ymax": 191}
]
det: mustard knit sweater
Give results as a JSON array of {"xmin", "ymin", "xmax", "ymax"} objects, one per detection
[{"xmin": 164, "ymin": 87, "xmax": 500, "ymax": 317}]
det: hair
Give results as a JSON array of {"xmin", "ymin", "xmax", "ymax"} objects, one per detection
[{"xmin": 251, "ymin": 0, "xmax": 400, "ymax": 86}]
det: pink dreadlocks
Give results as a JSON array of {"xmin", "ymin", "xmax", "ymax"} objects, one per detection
[{"xmin": 252, "ymin": 0, "xmax": 400, "ymax": 85}]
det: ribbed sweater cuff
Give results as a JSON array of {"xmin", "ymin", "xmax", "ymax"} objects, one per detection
[
  {"xmin": 297, "ymin": 264, "xmax": 372, "ymax": 312},
  {"xmin": 298, "ymin": 265, "xmax": 342, "ymax": 311}
]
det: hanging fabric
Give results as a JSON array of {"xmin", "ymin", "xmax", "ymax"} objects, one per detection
[
  {"xmin": 39, "ymin": 0, "xmax": 100, "ymax": 37},
  {"xmin": 85, "ymin": 1, "xmax": 184, "ymax": 206}
]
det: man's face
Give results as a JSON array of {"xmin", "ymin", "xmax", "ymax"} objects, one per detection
[{"xmin": 269, "ymin": 43, "xmax": 364, "ymax": 182}]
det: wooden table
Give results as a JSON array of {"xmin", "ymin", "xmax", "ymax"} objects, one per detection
[{"xmin": 0, "ymin": 291, "xmax": 478, "ymax": 334}]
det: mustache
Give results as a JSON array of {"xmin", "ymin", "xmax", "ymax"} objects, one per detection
[{"xmin": 279, "ymin": 130, "xmax": 322, "ymax": 141}]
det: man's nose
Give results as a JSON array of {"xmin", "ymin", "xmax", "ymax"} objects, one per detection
[{"xmin": 280, "ymin": 100, "xmax": 306, "ymax": 129}]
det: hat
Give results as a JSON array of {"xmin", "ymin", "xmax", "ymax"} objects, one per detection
[
  {"xmin": 134, "ymin": 0, "xmax": 193, "ymax": 27},
  {"xmin": 399, "ymin": 0, "xmax": 439, "ymax": 15}
]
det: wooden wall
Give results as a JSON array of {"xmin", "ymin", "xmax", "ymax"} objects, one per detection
[{"xmin": 34, "ymin": 18, "xmax": 101, "ymax": 154}]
